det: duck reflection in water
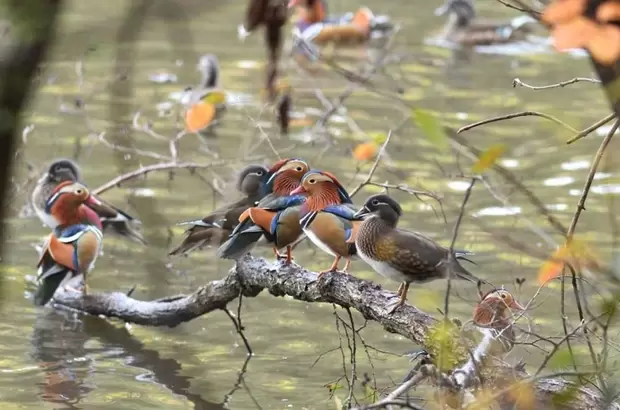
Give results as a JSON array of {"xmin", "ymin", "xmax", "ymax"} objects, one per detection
[{"xmin": 30, "ymin": 310, "xmax": 256, "ymax": 409}]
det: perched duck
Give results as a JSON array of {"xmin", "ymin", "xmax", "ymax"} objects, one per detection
[
  {"xmin": 472, "ymin": 288, "xmax": 525, "ymax": 354},
  {"xmin": 217, "ymin": 158, "xmax": 310, "ymax": 262},
  {"xmin": 290, "ymin": 170, "xmax": 361, "ymax": 277},
  {"xmin": 31, "ymin": 159, "xmax": 146, "ymax": 245},
  {"xmin": 435, "ymin": 0, "xmax": 537, "ymax": 46},
  {"xmin": 353, "ymin": 194, "xmax": 480, "ymax": 312},
  {"xmin": 288, "ymin": 0, "xmax": 394, "ymax": 60},
  {"xmin": 33, "ymin": 182, "xmax": 104, "ymax": 306},
  {"xmin": 183, "ymin": 54, "xmax": 227, "ymax": 134},
  {"xmin": 169, "ymin": 164, "xmax": 269, "ymax": 256}
]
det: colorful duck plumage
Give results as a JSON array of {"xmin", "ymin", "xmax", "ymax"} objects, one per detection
[
  {"xmin": 216, "ymin": 158, "xmax": 310, "ymax": 262},
  {"xmin": 353, "ymin": 194, "xmax": 480, "ymax": 312},
  {"xmin": 290, "ymin": 170, "xmax": 362, "ymax": 277},
  {"xmin": 33, "ymin": 182, "xmax": 104, "ymax": 306},
  {"xmin": 169, "ymin": 164, "xmax": 269, "ymax": 256},
  {"xmin": 472, "ymin": 288, "xmax": 525, "ymax": 353},
  {"xmin": 435, "ymin": 0, "xmax": 537, "ymax": 46},
  {"xmin": 31, "ymin": 159, "xmax": 146, "ymax": 245}
]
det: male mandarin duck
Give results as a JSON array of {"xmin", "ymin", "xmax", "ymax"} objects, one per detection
[
  {"xmin": 168, "ymin": 164, "xmax": 269, "ymax": 256},
  {"xmin": 31, "ymin": 159, "xmax": 146, "ymax": 245},
  {"xmin": 216, "ymin": 158, "xmax": 310, "ymax": 262},
  {"xmin": 33, "ymin": 182, "xmax": 104, "ymax": 306},
  {"xmin": 472, "ymin": 288, "xmax": 525, "ymax": 353},
  {"xmin": 288, "ymin": 0, "xmax": 395, "ymax": 60},
  {"xmin": 289, "ymin": 170, "xmax": 362, "ymax": 277},
  {"xmin": 183, "ymin": 54, "xmax": 227, "ymax": 134},
  {"xmin": 435, "ymin": 0, "xmax": 537, "ymax": 46},
  {"xmin": 353, "ymin": 194, "xmax": 480, "ymax": 312}
]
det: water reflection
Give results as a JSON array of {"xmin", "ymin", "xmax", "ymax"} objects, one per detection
[{"xmin": 30, "ymin": 310, "xmax": 253, "ymax": 410}]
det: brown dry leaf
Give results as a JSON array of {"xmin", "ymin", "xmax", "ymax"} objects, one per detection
[
  {"xmin": 352, "ymin": 142, "xmax": 378, "ymax": 161},
  {"xmin": 597, "ymin": 2, "xmax": 620, "ymax": 22},
  {"xmin": 537, "ymin": 239, "xmax": 599, "ymax": 285},
  {"xmin": 552, "ymin": 17, "xmax": 600, "ymax": 50},
  {"xmin": 542, "ymin": 0, "xmax": 585, "ymax": 25},
  {"xmin": 587, "ymin": 24, "xmax": 620, "ymax": 65}
]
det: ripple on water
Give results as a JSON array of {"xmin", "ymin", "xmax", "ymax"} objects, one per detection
[
  {"xmin": 546, "ymin": 203, "xmax": 568, "ymax": 211},
  {"xmin": 591, "ymin": 184, "xmax": 620, "ymax": 195},
  {"xmin": 543, "ymin": 176, "xmax": 575, "ymax": 187},
  {"xmin": 473, "ymin": 206, "xmax": 521, "ymax": 217},
  {"xmin": 500, "ymin": 159, "xmax": 519, "ymax": 168},
  {"xmin": 594, "ymin": 172, "xmax": 613, "ymax": 180},
  {"xmin": 447, "ymin": 180, "xmax": 472, "ymax": 191},
  {"xmin": 561, "ymin": 160, "xmax": 590, "ymax": 171}
]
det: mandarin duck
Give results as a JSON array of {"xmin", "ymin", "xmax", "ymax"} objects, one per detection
[
  {"xmin": 472, "ymin": 288, "xmax": 525, "ymax": 354},
  {"xmin": 353, "ymin": 194, "xmax": 480, "ymax": 313},
  {"xmin": 31, "ymin": 159, "xmax": 146, "ymax": 245},
  {"xmin": 435, "ymin": 0, "xmax": 537, "ymax": 46},
  {"xmin": 289, "ymin": 170, "xmax": 362, "ymax": 277},
  {"xmin": 169, "ymin": 164, "xmax": 269, "ymax": 256},
  {"xmin": 33, "ymin": 182, "xmax": 104, "ymax": 306},
  {"xmin": 216, "ymin": 158, "xmax": 310, "ymax": 262}
]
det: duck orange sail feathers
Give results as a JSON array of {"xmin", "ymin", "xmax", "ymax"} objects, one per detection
[
  {"xmin": 31, "ymin": 159, "xmax": 146, "ymax": 244},
  {"xmin": 290, "ymin": 170, "xmax": 362, "ymax": 277},
  {"xmin": 34, "ymin": 182, "xmax": 104, "ymax": 306},
  {"xmin": 216, "ymin": 158, "xmax": 310, "ymax": 262}
]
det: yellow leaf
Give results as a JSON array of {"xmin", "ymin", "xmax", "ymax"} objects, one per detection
[
  {"xmin": 472, "ymin": 144, "xmax": 507, "ymax": 173},
  {"xmin": 201, "ymin": 91, "xmax": 226, "ymax": 105},
  {"xmin": 537, "ymin": 239, "xmax": 599, "ymax": 285}
]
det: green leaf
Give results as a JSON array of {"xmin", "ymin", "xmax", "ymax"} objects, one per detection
[
  {"xmin": 472, "ymin": 144, "xmax": 507, "ymax": 173},
  {"xmin": 411, "ymin": 108, "xmax": 448, "ymax": 150},
  {"xmin": 549, "ymin": 348, "xmax": 575, "ymax": 370}
]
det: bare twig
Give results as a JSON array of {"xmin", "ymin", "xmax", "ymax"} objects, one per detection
[
  {"xmin": 566, "ymin": 113, "xmax": 617, "ymax": 144},
  {"xmin": 513, "ymin": 77, "xmax": 600, "ymax": 90},
  {"xmin": 457, "ymin": 111, "xmax": 578, "ymax": 135}
]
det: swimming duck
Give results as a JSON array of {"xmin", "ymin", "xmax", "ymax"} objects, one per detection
[{"xmin": 435, "ymin": 0, "xmax": 538, "ymax": 46}]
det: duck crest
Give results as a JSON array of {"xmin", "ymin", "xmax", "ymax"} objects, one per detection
[{"xmin": 264, "ymin": 158, "xmax": 307, "ymax": 196}]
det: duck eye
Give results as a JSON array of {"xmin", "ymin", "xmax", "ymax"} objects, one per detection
[
  {"xmin": 500, "ymin": 292, "xmax": 507, "ymax": 299},
  {"xmin": 75, "ymin": 189, "xmax": 83, "ymax": 195},
  {"xmin": 371, "ymin": 199, "xmax": 379, "ymax": 206},
  {"xmin": 295, "ymin": 166, "xmax": 303, "ymax": 172},
  {"xmin": 309, "ymin": 179, "xmax": 316, "ymax": 184},
  {"xmin": 256, "ymin": 170, "xmax": 264, "ymax": 176}
]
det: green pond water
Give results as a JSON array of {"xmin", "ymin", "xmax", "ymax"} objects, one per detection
[{"xmin": 1, "ymin": 0, "xmax": 619, "ymax": 408}]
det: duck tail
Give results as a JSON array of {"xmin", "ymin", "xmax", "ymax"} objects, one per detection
[
  {"xmin": 450, "ymin": 257, "xmax": 481, "ymax": 284},
  {"xmin": 216, "ymin": 219, "xmax": 265, "ymax": 259},
  {"xmin": 33, "ymin": 270, "xmax": 71, "ymax": 306}
]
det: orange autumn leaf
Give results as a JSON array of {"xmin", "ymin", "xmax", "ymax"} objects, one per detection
[
  {"xmin": 552, "ymin": 17, "xmax": 600, "ymax": 50},
  {"xmin": 537, "ymin": 239, "xmax": 599, "ymax": 285},
  {"xmin": 352, "ymin": 142, "xmax": 378, "ymax": 161},
  {"xmin": 185, "ymin": 102, "xmax": 215, "ymax": 133},
  {"xmin": 542, "ymin": 0, "xmax": 585, "ymax": 25},
  {"xmin": 597, "ymin": 2, "xmax": 620, "ymax": 22},
  {"xmin": 587, "ymin": 25, "xmax": 620, "ymax": 65},
  {"xmin": 289, "ymin": 118, "xmax": 313, "ymax": 127}
]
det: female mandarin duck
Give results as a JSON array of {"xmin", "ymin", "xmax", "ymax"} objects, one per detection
[
  {"xmin": 353, "ymin": 194, "xmax": 480, "ymax": 312},
  {"xmin": 31, "ymin": 159, "xmax": 146, "ymax": 245},
  {"xmin": 169, "ymin": 164, "xmax": 269, "ymax": 256},
  {"xmin": 289, "ymin": 170, "xmax": 362, "ymax": 277},
  {"xmin": 33, "ymin": 181, "xmax": 104, "ymax": 306},
  {"xmin": 217, "ymin": 158, "xmax": 310, "ymax": 263},
  {"xmin": 435, "ymin": 0, "xmax": 537, "ymax": 46},
  {"xmin": 472, "ymin": 288, "xmax": 525, "ymax": 353}
]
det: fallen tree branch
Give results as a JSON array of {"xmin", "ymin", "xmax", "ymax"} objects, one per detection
[{"xmin": 50, "ymin": 255, "xmax": 616, "ymax": 409}]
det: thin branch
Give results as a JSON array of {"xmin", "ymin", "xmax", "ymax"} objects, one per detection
[
  {"xmin": 566, "ymin": 113, "xmax": 617, "ymax": 144},
  {"xmin": 457, "ymin": 111, "xmax": 578, "ymax": 135},
  {"xmin": 513, "ymin": 77, "xmax": 600, "ymax": 90}
]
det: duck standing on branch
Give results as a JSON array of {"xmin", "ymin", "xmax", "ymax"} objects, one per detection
[
  {"xmin": 353, "ymin": 194, "xmax": 480, "ymax": 313},
  {"xmin": 217, "ymin": 158, "xmax": 310, "ymax": 263},
  {"xmin": 33, "ymin": 182, "xmax": 104, "ymax": 306},
  {"xmin": 289, "ymin": 170, "xmax": 362, "ymax": 277},
  {"xmin": 169, "ymin": 164, "xmax": 269, "ymax": 256},
  {"xmin": 288, "ymin": 0, "xmax": 394, "ymax": 61},
  {"xmin": 472, "ymin": 288, "xmax": 525, "ymax": 354},
  {"xmin": 434, "ymin": 0, "xmax": 538, "ymax": 46},
  {"xmin": 31, "ymin": 159, "xmax": 146, "ymax": 245},
  {"xmin": 183, "ymin": 54, "xmax": 227, "ymax": 134}
]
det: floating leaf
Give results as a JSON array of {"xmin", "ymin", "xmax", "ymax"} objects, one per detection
[
  {"xmin": 537, "ymin": 239, "xmax": 599, "ymax": 285},
  {"xmin": 201, "ymin": 90, "xmax": 226, "ymax": 105},
  {"xmin": 352, "ymin": 142, "xmax": 378, "ymax": 161},
  {"xmin": 411, "ymin": 108, "xmax": 448, "ymax": 150},
  {"xmin": 184, "ymin": 102, "xmax": 216, "ymax": 132},
  {"xmin": 472, "ymin": 144, "xmax": 507, "ymax": 173}
]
